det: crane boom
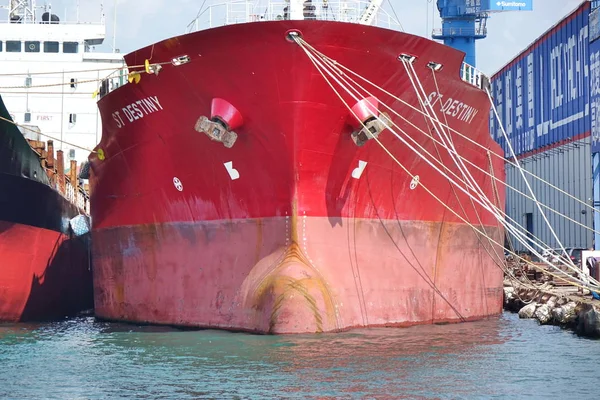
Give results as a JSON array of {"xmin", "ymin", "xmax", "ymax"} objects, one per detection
[{"xmin": 433, "ymin": 0, "xmax": 533, "ymax": 68}]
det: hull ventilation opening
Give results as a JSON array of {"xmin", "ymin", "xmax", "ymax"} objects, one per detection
[
  {"xmin": 347, "ymin": 96, "xmax": 391, "ymax": 147},
  {"xmin": 286, "ymin": 29, "xmax": 303, "ymax": 43},
  {"xmin": 195, "ymin": 98, "xmax": 243, "ymax": 148},
  {"xmin": 398, "ymin": 53, "xmax": 417, "ymax": 64},
  {"xmin": 427, "ymin": 61, "xmax": 444, "ymax": 72},
  {"xmin": 172, "ymin": 55, "xmax": 191, "ymax": 66}
]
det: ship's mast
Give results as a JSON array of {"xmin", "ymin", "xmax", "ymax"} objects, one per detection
[{"xmin": 7, "ymin": 0, "xmax": 36, "ymax": 23}]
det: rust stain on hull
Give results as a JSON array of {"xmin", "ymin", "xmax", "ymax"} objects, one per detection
[
  {"xmin": 247, "ymin": 201, "xmax": 337, "ymax": 333},
  {"xmin": 250, "ymin": 242, "xmax": 334, "ymax": 333},
  {"xmin": 92, "ymin": 217, "xmax": 504, "ymax": 334}
]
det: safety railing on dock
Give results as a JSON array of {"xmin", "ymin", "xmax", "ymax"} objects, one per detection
[{"xmin": 185, "ymin": 0, "xmax": 402, "ymax": 32}]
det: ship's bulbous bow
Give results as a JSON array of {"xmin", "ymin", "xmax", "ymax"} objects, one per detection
[{"xmin": 242, "ymin": 243, "xmax": 337, "ymax": 334}]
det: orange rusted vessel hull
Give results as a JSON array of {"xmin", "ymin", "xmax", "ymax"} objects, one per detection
[{"xmin": 89, "ymin": 20, "xmax": 506, "ymax": 333}]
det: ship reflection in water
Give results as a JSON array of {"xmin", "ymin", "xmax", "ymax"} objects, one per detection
[{"xmin": 0, "ymin": 312, "xmax": 597, "ymax": 399}]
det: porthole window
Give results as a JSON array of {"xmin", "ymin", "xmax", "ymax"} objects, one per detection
[{"xmin": 25, "ymin": 41, "xmax": 40, "ymax": 52}]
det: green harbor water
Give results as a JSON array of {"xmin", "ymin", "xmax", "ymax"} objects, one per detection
[{"xmin": 0, "ymin": 312, "xmax": 597, "ymax": 399}]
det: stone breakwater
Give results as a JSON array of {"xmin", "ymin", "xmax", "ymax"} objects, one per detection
[{"xmin": 503, "ymin": 281, "xmax": 600, "ymax": 338}]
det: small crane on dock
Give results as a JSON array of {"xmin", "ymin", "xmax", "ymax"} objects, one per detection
[{"xmin": 432, "ymin": 0, "xmax": 533, "ymax": 68}]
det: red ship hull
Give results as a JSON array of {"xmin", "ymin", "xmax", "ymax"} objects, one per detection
[
  {"xmin": 89, "ymin": 21, "xmax": 506, "ymax": 333},
  {"xmin": 0, "ymin": 93, "xmax": 93, "ymax": 322},
  {"xmin": 0, "ymin": 221, "xmax": 91, "ymax": 321}
]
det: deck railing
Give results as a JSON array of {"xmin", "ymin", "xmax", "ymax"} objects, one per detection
[
  {"xmin": 64, "ymin": 177, "xmax": 90, "ymax": 215},
  {"xmin": 460, "ymin": 61, "xmax": 490, "ymax": 91},
  {"xmin": 27, "ymin": 139, "xmax": 91, "ymax": 216},
  {"xmin": 431, "ymin": 26, "xmax": 487, "ymax": 38},
  {"xmin": 96, "ymin": 72, "xmax": 128, "ymax": 100},
  {"xmin": 99, "ymin": 2, "xmax": 488, "ymax": 99},
  {"xmin": 186, "ymin": 0, "xmax": 402, "ymax": 32}
]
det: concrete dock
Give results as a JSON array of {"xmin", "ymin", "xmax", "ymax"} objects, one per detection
[{"xmin": 503, "ymin": 278, "xmax": 600, "ymax": 338}]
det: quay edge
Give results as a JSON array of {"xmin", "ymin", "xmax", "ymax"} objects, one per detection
[{"xmin": 503, "ymin": 281, "xmax": 600, "ymax": 339}]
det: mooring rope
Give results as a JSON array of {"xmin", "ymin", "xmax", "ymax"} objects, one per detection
[
  {"xmin": 294, "ymin": 37, "xmax": 544, "ymax": 290},
  {"xmin": 293, "ymin": 36, "xmax": 600, "ymax": 293},
  {"xmin": 486, "ymin": 87, "xmax": 572, "ymax": 269},
  {"xmin": 0, "ymin": 115, "xmax": 97, "ymax": 153},
  {"xmin": 297, "ymin": 39, "xmax": 600, "ymax": 219}
]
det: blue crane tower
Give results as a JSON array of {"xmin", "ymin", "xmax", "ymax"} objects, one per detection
[{"xmin": 432, "ymin": 0, "xmax": 533, "ymax": 68}]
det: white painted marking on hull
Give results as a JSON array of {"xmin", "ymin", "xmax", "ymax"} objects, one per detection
[
  {"xmin": 173, "ymin": 177, "xmax": 183, "ymax": 191},
  {"xmin": 352, "ymin": 160, "xmax": 368, "ymax": 179},
  {"xmin": 410, "ymin": 175, "xmax": 420, "ymax": 190},
  {"xmin": 224, "ymin": 161, "xmax": 240, "ymax": 180}
]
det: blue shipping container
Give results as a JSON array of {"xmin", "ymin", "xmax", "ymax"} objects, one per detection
[
  {"xmin": 591, "ymin": 33, "xmax": 600, "ymax": 152},
  {"xmin": 489, "ymin": 1, "xmax": 591, "ymax": 156},
  {"xmin": 590, "ymin": 6, "xmax": 600, "ymax": 42}
]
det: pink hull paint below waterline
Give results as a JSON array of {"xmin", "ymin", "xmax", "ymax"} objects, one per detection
[
  {"xmin": 89, "ymin": 20, "xmax": 506, "ymax": 333},
  {"xmin": 92, "ymin": 218, "xmax": 503, "ymax": 333}
]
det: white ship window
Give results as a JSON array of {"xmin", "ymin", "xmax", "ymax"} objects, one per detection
[
  {"xmin": 63, "ymin": 42, "xmax": 79, "ymax": 53},
  {"xmin": 69, "ymin": 113, "xmax": 77, "ymax": 124},
  {"xmin": 25, "ymin": 76, "xmax": 32, "ymax": 87},
  {"xmin": 6, "ymin": 41, "xmax": 21, "ymax": 53},
  {"xmin": 25, "ymin": 41, "xmax": 40, "ymax": 53},
  {"xmin": 24, "ymin": 113, "xmax": 31, "ymax": 123},
  {"xmin": 43, "ymin": 41, "xmax": 59, "ymax": 53},
  {"xmin": 69, "ymin": 149, "xmax": 76, "ymax": 160},
  {"xmin": 70, "ymin": 78, "xmax": 77, "ymax": 89},
  {"xmin": 0, "ymin": 42, "xmax": 3, "ymax": 52}
]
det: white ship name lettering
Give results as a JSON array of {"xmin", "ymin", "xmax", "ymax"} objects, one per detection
[
  {"xmin": 111, "ymin": 96, "xmax": 164, "ymax": 129},
  {"xmin": 427, "ymin": 92, "xmax": 479, "ymax": 124}
]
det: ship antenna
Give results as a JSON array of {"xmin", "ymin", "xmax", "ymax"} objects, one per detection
[{"xmin": 112, "ymin": 0, "xmax": 117, "ymax": 53}]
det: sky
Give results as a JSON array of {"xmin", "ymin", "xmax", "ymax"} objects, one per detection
[{"xmin": 14, "ymin": 0, "xmax": 588, "ymax": 75}]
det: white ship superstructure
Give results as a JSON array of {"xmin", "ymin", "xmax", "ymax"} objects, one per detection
[{"xmin": 0, "ymin": 0, "xmax": 125, "ymax": 164}]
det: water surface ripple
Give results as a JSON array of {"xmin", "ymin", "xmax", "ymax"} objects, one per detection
[{"xmin": 0, "ymin": 312, "xmax": 597, "ymax": 399}]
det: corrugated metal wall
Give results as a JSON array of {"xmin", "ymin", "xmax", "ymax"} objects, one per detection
[
  {"xmin": 489, "ymin": 1, "xmax": 591, "ymax": 156},
  {"xmin": 589, "ymin": 5, "xmax": 600, "ymax": 250},
  {"xmin": 505, "ymin": 138, "xmax": 593, "ymax": 251},
  {"xmin": 489, "ymin": 1, "xmax": 596, "ymax": 252}
]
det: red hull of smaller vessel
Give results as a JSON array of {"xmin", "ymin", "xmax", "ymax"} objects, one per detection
[
  {"xmin": 0, "ymin": 221, "xmax": 92, "ymax": 322},
  {"xmin": 0, "ymin": 92, "xmax": 93, "ymax": 323}
]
